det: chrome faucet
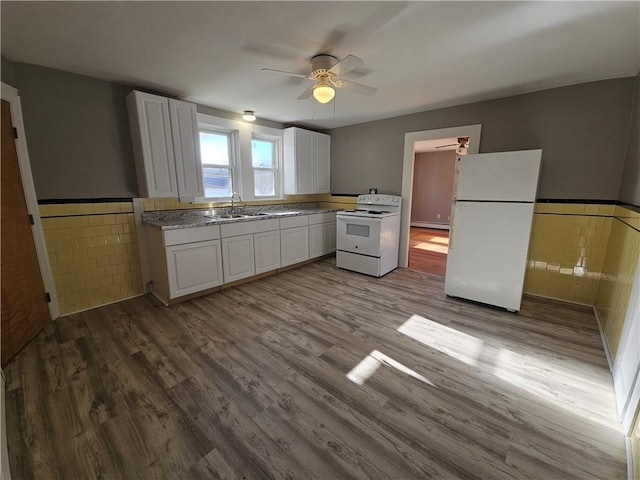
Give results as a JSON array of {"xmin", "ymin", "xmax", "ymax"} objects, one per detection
[{"xmin": 230, "ymin": 192, "xmax": 242, "ymax": 213}]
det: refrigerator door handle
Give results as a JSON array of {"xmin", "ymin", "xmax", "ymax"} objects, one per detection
[{"xmin": 449, "ymin": 202, "xmax": 456, "ymax": 249}]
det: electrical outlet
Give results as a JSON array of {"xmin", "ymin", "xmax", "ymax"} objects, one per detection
[{"xmin": 436, "ymin": 213, "xmax": 441, "ymax": 219}]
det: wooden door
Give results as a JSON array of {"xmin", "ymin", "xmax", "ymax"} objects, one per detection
[{"xmin": 1, "ymin": 99, "xmax": 50, "ymax": 366}]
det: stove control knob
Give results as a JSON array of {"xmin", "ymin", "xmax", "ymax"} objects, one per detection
[{"xmin": 374, "ymin": 196, "xmax": 379, "ymax": 201}]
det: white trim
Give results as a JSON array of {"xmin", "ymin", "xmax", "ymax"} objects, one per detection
[
  {"xmin": 133, "ymin": 198, "xmax": 152, "ymax": 293},
  {"xmin": 400, "ymin": 124, "xmax": 482, "ymax": 267},
  {"xmin": 593, "ymin": 306, "xmax": 614, "ymax": 372},
  {"xmin": 625, "ymin": 435, "xmax": 633, "ymax": 480},
  {"xmin": 411, "ymin": 222, "xmax": 450, "ymax": 230},
  {"xmin": 1, "ymin": 82, "xmax": 60, "ymax": 320}
]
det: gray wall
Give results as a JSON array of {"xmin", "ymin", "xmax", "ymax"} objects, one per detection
[
  {"xmin": 411, "ymin": 151, "xmax": 455, "ymax": 224},
  {"xmin": 3, "ymin": 59, "xmax": 138, "ymax": 199},
  {"xmin": 0, "ymin": 58, "xmax": 287, "ymax": 199},
  {"xmin": 618, "ymin": 72, "xmax": 640, "ymax": 206},
  {"xmin": 330, "ymin": 78, "xmax": 636, "ymax": 199}
]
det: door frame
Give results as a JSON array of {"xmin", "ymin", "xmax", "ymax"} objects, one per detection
[
  {"xmin": 1, "ymin": 82, "xmax": 59, "ymax": 319},
  {"xmin": 399, "ymin": 124, "xmax": 482, "ymax": 267},
  {"xmin": 613, "ymin": 251, "xmax": 640, "ymax": 434}
]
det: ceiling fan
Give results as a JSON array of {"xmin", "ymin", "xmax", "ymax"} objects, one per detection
[
  {"xmin": 261, "ymin": 54, "xmax": 377, "ymax": 104},
  {"xmin": 437, "ymin": 137, "xmax": 470, "ymax": 155}
]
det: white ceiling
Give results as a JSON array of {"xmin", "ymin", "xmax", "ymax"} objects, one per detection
[{"xmin": 2, "ymin": 1, "xmax": 639, "ymax": 129}]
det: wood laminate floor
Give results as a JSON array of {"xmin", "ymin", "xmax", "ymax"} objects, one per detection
[
  {"xmin": 4, "ymin": 258, "xmax": 626, "ymax": 479},
  {"xmin": 409, "ymin": 227, "xmax": 449, "ymax": 276}
]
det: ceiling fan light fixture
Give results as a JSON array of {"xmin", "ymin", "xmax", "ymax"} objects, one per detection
[
  {"xmin": 313, "ymin": 84, "xmax": 335, "ymax": 104},
  {"xmin": 242, "ymin": 110, "xmax": 256, "ymax": 122}
]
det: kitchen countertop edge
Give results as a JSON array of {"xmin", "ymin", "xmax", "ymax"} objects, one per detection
[{"xmin": 142, "ymin": 208, "xmax": 342, "ymax": 231}]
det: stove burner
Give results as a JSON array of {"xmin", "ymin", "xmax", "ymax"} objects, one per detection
[{"xmin": 366, "ymin": 210, "xmax": 391, "ymax": 214}]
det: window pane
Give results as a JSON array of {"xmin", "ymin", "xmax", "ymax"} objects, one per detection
[
  {"xmin": 252, "ymin": 139, "xmax": 274, "ymax": 168},
  {"xmin": 200, "ymin": 131, "xmax": 230, "ymax": 166},
  {"xmin": 203, "ymin": 167, "xmax": 232, "ymax": 197},
  {"xmin": 254, "ymin": 170, "xmax": 275, "ymax": 197}
]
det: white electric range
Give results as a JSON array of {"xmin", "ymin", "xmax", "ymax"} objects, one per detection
[{"xmin": 336, "ymin": 194, "xmax": 401, "ymax": 277}]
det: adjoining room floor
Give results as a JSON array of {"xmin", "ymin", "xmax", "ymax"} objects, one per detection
[
  {"xmin": 4, "ymin": 259, "xmax": 626, "ymax": 479},
  {"xmin": 409, "ymin": 227, "xmax": 450, "ymax": 276}
]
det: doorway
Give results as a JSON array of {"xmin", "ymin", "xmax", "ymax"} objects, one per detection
[
  {"xmin": 1, "ymin": 83, "xmax": 58, "ymax": 365},
  {"xmin": 399, "ymin": 125, "xmax": 482, "ymax": 270},
  {"xmin": 408, "ymin": 141, "xmax": 458, "ymax": 275}
]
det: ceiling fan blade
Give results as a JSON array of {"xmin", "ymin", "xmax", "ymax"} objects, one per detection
[
  {"xmin": 334, "ymin": 79, "xmax": 377, "ymax": 96},
  {"xmin": 261, "ymin": 68, "xmax": 311, "ymax": 80},
  {"xmin": 297, "ymin": 84, "xmax": 315, "ymax": 100},
  {"xmin": 328, "ymin": 55, "xmax": 364, "ymax": 76},
  {"xmin": 436, "ymin": 143, "xmax": 459, "ymax": 148}
]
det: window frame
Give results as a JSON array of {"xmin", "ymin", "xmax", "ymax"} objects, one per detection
[
  {"xmin": 198, "ymin": 127, "xmax": 239, "ymax": 201},
  {"xmin": 194, "ymin": 113, "xmax": 284, "ymax": 203},
  {"xmin": 251, "ymin": 133, "xmax": 280, "ymax": 199}
]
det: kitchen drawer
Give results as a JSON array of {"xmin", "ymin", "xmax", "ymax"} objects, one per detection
[
  {"xmin": 164, "ymin": 225, "xmax": 220, "ymax": 246},
  {"xmin": 308, "ymin": 212, "xmax": 336, "ymax": 225},
  {"xmin": 280, "ymin": 215, "xmax": 309, "ymax": 229},
  {"xmin": 220, "ymin": 218, "xmax": 280, "ymax": 238}
]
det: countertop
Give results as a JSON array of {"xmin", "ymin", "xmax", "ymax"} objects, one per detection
[{"xmin": 142, "ymin": 203, "xmax": 340, "ymax": 230}]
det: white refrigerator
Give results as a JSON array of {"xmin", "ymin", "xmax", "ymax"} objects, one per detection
[{"xmin": 444, "ymin": 149, "xmax": 542, "ymax": 312}]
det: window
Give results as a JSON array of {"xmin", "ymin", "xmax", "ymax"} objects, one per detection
[
  {"xmin": 251, "ymin": 136, "xmax": 278, "ymax": 197},
  {"xmin": 196, "ymin": 112, "xmax": 283, "ymax": 202},
  {"xmin": 199, "ymin": 130, "xmax": 236, "ymax": 198}
]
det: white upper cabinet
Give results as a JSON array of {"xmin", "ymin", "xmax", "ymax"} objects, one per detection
[
  {"xmin": 314, "ymin": 133, "xmax": 331, "ymax": 193},
  {"xmin": 127, "ymin": 91, "xmax": 204, "ymax": 198},
  {"xmin": 283, "ymin": 127, "xmax": 330, "ymax": 194},
  {"xmin": 169, "ymin": 99, "xmax": 205, "ymax": 198}
]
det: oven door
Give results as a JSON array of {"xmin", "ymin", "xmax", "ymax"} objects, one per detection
[{"xmin": 337, "ymin": 216, "xmax": 382, "ymax": 257}]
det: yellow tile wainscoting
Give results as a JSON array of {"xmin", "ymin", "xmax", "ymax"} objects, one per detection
[
  {"xmin": 524, "ymin": 203, "xmax": 615, "ymax": 305},
  {"xmin": 40, "ymin": 201, "xmax": 143, "ymax": 315},
  {"xmin": 594, "ymin": 205, "xmax": 640, "ymax": 358}
]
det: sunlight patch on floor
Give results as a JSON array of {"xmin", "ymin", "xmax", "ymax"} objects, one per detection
[
  {"xmin": 346, "ymin": 349, "xmax": 436, "ymax": 388},
  {"xmin": 397, "ymin": 314, "xmax": 621, "ymax": 432},
  {"xmin": 414, "ymin": 242, "xmax": 449, "ymax": 254},
  {"xmin": 397, "ymin": 314, "xmax": 482, "ymax": 366}
]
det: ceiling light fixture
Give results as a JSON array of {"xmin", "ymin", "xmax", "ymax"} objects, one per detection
[
  {"xmin": 456, "ymin": 145, "xmax": 468, "ymax": 155},
  {"xmin": 242, "ymin": 110, "xmax": 256, "ymax": 122},
  {"xmin": 313, "ymin": 78, "xmax": 335, "ymax": 104}
]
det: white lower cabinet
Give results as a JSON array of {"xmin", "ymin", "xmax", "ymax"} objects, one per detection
[
  {"xmin": 309, "ymin": 212, "xmax": 337, "ymax": 258},
  {"xmin": 309, "ymin": 223, "xmax": 326, "ymax": 258},
  {"xmin": 145, "ymin": 224, "xmax": 223, "ymax": 304},
  {"xmin": 145, "ymin": 213, "xmax": 335, "ymax": 304},
  {"xmin": 222, "ymin": 234, "xmax": 255, "ymax": 283},
  {"xmin": 167, "ymin": 240, "xmax": 223, "ymax": 297},
  {"xmin": 255, "ymin": 230, "xmax": 281, "ymax": 274},
  {"xmin": 327, "ymin": 221, "xmax": 337, "ymax": 252},
  {"xmin": 221, "ymin": 218, "xmax": 281, "ymax": 282}
]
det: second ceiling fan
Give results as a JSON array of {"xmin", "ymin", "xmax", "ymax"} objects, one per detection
[
  {"xmin": 437, "ymin": 137, "xmax": 470, "ymax": 155},
  {"xmin": 262, "ymin": 54, "xmax": 377, "ymax": 103}
]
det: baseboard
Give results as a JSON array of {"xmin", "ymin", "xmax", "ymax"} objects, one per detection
[
  {"xmin": 523, "ymin": 291, "xmax": 593, "ymax": 308},
  {"xmin": 411, "ymin": 222, "xmax": 450, "ymax": 230},
  {"xmin": 59, "ymin": 293, "xmax": 145, "ymax": 317},
  {"xmin": 593, "ymin": 306, "xmax": 614, "ymax": 372},
  {"xmin": 625, "ymin": 435, "xmax": 633, "ymax": 480}
]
